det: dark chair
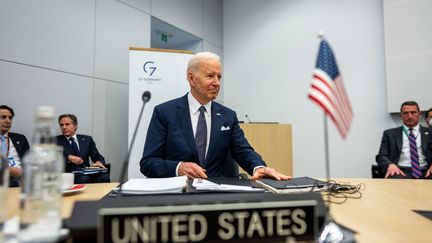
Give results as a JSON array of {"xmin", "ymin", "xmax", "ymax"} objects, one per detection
[
  {"xmin": 371, "ymin": 164, "xmax": 385, "ymax": 178},
  {"xmin": 104, "ymin": 163, "xmax": 111, "ymax": 176}
]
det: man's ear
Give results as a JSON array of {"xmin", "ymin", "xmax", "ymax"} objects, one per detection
[{"xmin": 188, "ymin": 72, "xmax": 195, "ymax": 87}]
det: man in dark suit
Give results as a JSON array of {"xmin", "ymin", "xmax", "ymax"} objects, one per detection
[
  {"xmin": 140, "ymin": 52, "xmax": 290, "ymax": 180},
  {"xmin": 56, "ymin": 114, "xmax": 110, "ymax": 184},
  {"xmin": 0, "ymin": 105, "xmax": 30, "ymax": 187},
  {"xmin": 376, "ymin": 101, "xmax": 432, "ymax": 179}
]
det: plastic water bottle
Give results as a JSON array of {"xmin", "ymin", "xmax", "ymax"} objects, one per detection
[
  {"xmin": 0, "ymin": 152, "xmax": 9, "ymax": 241},
  {"xmin": 19, "ymin": 106, "xmax": 64, "ymax": 242}
]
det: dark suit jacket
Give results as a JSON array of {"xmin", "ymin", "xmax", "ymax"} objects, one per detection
[
  {"xmin": 375, "ymin": 126, "xmax": 431, "ymax": 173},
  {"xmin": 140, "ymin": 94, "xmax": 266, "ymax": 178},
  {"xmin": 56, "ymin": 134, "xmax": 105, "ymax": 172},
  {"xmin": 8, "ymin": 132, "xmax": 30, "ymax": 159}
]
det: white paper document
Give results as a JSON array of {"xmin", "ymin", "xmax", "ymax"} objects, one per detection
[
  {"xmin": 192, "ymin": 179, "xmax": 264, "ymax": 192},
  {"xmin": 116, "ymin": 176, "xmax": 188, "ymax": 195}
]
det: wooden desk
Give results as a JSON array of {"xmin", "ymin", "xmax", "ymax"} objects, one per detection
[
  {"xmin": 329, "ymin": 179, "xmax": 432, "ymax": 243},
  {"xmin": 6, "ymin": 182, "xmax": 118, "ymax": 219},
  {"xmin": 6, "ymin": 180, "xmax": 432, "ymax": 243}
]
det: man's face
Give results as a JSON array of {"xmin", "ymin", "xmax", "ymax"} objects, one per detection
[
  {"xmin": 188, "ymin": 58, "xmax": 221, "ymax": 104},
  {"xmin": 0, "ymin": 109, "xmax": 13, "ymax": 135},
  {"xmin": 400, "ymin": 105, "xmax": 421, "ymax": 128},
  {"xmin": 426, "ymin": 111, "xmax": 432, "ymax": 127},
  {"xmin": 59, "ymin": 117, "xmax": 77, "ymax": 137}
]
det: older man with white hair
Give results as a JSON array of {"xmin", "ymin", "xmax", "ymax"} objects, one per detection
[{"xmin": 140, "ymin": 52, "xmax": 290, "ymax": 180}]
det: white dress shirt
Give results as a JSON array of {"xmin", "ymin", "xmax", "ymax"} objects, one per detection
[{"xmin": 398, "ymin": 124, "xmax": 427, "ymax": 168}]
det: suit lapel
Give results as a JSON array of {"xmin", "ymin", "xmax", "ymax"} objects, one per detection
[
  {"xmin": 420, "ymin": 126, "xmax": 430, "ymax": 152},
  {"xmin": 8, "ymin": 134, "xmax": 20, "ymax": 153},
  {"xmin": 76, "ymin": 135, "xmax": 84, "ymax": 157},
  {"xmin": 8, "ymin": 134, "xmax": 20, "ymax": 158},
  {"xmin": 176, "ymin": 96, "xmax": 198, "ymax": 160},
  {"xmin": 396, "ymin": 126, "xmax": 403, "ymax": 152},
  {"xmin": 60, "ymin": 135, "xmax": 74, "ymax": 155},
  {"xmin": 207, "ymin": 102, "xmax": 223, "ymax": 161}
]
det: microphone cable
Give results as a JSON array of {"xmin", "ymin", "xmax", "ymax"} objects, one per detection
[{"xmin": 322, "ymin": 180, "xmax": 365, "ymax": 204}]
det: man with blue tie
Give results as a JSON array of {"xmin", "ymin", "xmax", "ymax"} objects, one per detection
[
  {"xmin": 376, "ymin": 101, "xmax": 432, "ymax": 179},
  {"xmin": 56, "ymin": 114, "xmax": 110, "ymax": 183},
  {"xmin": 0, "ymin": 105, "xmax": 30, "ymax": 187},
  {"xmin": 140, "ymin": 52, "xmax": 290, "ymax": 180}
]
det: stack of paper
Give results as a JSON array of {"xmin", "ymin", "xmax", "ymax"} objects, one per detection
[
  {"xmin": 192, "ymin": 179, "xmax": 265, "ymax": 192},
  {"xmin": 116, "ymin": 176, "xmax": 188, "ymax": 195}
]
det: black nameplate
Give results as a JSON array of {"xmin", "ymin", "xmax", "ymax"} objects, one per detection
[{"xmin": 98, "ymin": 200, "xmax": 317, "ymax": 243}]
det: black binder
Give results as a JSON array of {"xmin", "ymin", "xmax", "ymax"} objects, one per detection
[{"xmin": 259, "ymin": 176, "xmax": 328, "ymax": 189}]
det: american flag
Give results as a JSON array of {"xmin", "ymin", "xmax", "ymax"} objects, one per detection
[{"xmin": 308, "ymin": 39, "xmax": 353, "ymax": 139}]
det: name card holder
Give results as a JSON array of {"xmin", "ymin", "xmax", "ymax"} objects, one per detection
[{"xmin": 98, "ymin": 200, "xmax": 317, "ymax": 243}]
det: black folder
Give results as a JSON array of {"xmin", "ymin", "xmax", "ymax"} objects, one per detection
[{"xmin": 259, "ymin": 176, "xmax": 328, "ymax": 189}]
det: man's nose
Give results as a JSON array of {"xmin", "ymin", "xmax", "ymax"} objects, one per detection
[{"xmin": 213, "ymin": 78, "xmax": 221, "ymax": 85}]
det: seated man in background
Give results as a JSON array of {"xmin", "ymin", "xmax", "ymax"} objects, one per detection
[
  {"xmin": 0, "ymin": 105, "xmax": 30, "ymax": 187},
  {"xmin": 376, "ymin": 101, "xmax": 432, "ymax": 179},
  {"xmin": 140, "ymin": 52, "xmax": 290, "ymax": 180},
  {"xmin": 56, "ymin": 114, "xmax": 110, "ymax": 184},
  {"xmin": 425, "ymin": 108, "xmax": 432, "ymax": 129}
]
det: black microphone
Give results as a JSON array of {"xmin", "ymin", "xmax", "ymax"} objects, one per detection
[
  {"xmin": 117, "ymin": 91, "xmax": 151, "ymax": 196},
  {"xmin": 142, "ymin": 90, "xmax": 151, "ymax": 103},
  {"xmin": 245, "ymin": 114, "xmax": 252, "ymax": 123}
]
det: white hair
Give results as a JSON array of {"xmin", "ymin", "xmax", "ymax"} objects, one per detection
[{"xmin": 187, "ymin": 52, "xmax": 221, "ymax": 74}]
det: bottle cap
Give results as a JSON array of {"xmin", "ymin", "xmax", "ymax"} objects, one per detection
[{"xmin": 36, "ymin": 106, "xmax": 55, "ymax": 119}]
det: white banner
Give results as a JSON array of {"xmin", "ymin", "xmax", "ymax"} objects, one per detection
[{"xmin": 128, "ymin": 49, "xmax": 192, "ymax": 179}]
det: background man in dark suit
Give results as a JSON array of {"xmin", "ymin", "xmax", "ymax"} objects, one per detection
[
  {"xmin": 376, "ymin": 101, "xmax": 432, "ymax": 179},
  {"xmin": 0, "ymin": 105, "xmax": 30, "ymax": 187},
  {"xmin": 140, "ymin": 52, "xmax": 290, "ymax": 180},
  {"xmin": 56, "ymin": 114, "xmax": 110, "ymax": 183}
]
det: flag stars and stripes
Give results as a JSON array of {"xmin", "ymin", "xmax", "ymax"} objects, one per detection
[{"xmin": 308, "ymin": 39, "xmax": 353, "ymax": 139}]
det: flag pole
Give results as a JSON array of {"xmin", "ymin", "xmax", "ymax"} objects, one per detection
[
  {"xmin": 318, "ymin": 30, "xmax": 331, "ymax": 186},
  {"xmin": 317, "ymin": 30, "xmax": 331, "ymax": 198},
  {"xmin": 323, "ymin": 112, "xmax": 330, "ymax": 196},
  {"xmin": 317, "ymin": 31, "xmax": 344, "ymax": 243}
]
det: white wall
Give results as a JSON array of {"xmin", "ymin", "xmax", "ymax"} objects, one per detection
[
  {"xmin": 0, "ymin": 0, "xmax": 223, "ymax": 181},
  {"xmin": 383, "ymin": 0, "xmax": 432, "ymax": 112},
  {"xmin": 3, "ymin": 0, "xmax": 419, "ymax": 179},
  {"xmin": 223, "ymin": 0, "xmax": 398, "ymax": 178}
]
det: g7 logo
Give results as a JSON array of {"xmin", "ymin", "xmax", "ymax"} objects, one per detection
[{"xmin": 143, "ymin": 61, "xmax": 157, "ymax": 76}]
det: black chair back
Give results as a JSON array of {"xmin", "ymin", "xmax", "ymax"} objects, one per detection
[{"xmin": 371, "ymin": 164, "xmax": 385, "ymax": 178}]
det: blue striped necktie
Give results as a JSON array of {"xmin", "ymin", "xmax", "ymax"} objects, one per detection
[
  {"xmin": 409, "ymin": 128, "xmax": 421, "ymax": 179},
  {"xmin": 195, "ymin": 106, "xmax": 207, "ymax": 166}
]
